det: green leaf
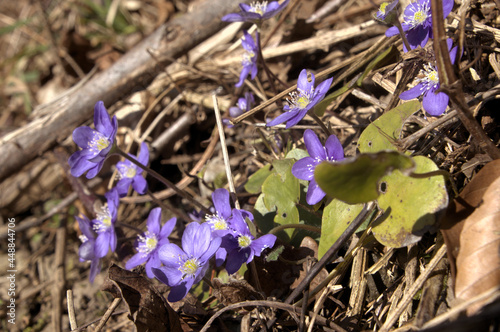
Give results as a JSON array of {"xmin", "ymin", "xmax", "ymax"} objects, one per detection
[
  {"xmin": 265, "ymin": 245, "xmax": 285, "ymax": 262},
  {"xmin": 261, "ymin": 159, "xmax": 300, "ymax": 239},
  {"xmin": 315, "ymin": 151, "xmax": 415, "ymax": 204},
  {"xmin": 358, "ymin": 100, "xmax": 421, "ymax": 153},
  {"xmin": 245, "ymin": 164, "xmax": 272, "ymax": 194},
  {"xmin": 356, "ymin": 46, "xmax": 397, "ymax": 85},
  {"xmin": 319, "ymin": 200, "xmax": 364, "ymax": 259},
  {"xmin": 313, "ymin": 84, "xmax": 351, "ymax": 117},
  {"xmin": 373, "ymin": 156, "xmax": 448, "ymax": 248},
  {"xmin": 285, "ymin": 148, "xmax": 309, "ymax": 160}
]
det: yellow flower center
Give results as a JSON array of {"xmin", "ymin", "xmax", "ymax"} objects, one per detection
[
  {"xmin": 238, "ymin": 235, "xmax": 252, "ymax": 248},
  {"xmin": 413, "ymin": 10, "xmax": 427, "ymax": 24},
  {"xmin": 379, "ymin": 2, "xmax": 389, "ymax": 14},
  {"xmin": 146, "ymin": 237, "xmax": 158, "ymax": 249},
  {"xmin": 180, "ymin": 258, "xmax": 200, "ymax": 276}
]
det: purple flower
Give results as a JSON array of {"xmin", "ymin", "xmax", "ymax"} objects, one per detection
[
  {"xmin": 125, "ymin": 208, "xmax": 176, "ymax": 278},
  {"xmin": 222, "ymin": 0, "xmax": 290, "ymax": 23},
  {"xmin": 292, "ymin": 129, "xmax": 345, "ymax": 205},
  {"xmin": 267, "ymin": 69, "xmax": 333, "ymax": 128},
  {"xmin": 222, "ymin": 209, "xmax": 276, "ymax": 275},
  {"xmin": 224, "ymin": 92, "xmax": 255, "ymax": 128},
  {"xmin": 153, "ymin": 222, "xmax": 221, "ymax": 302},
  {"xmin": 77, "ymin": 214, "xmax": 101, "ymax": 283},
  {"xmin": 205, "ymin": 188, "xmax": 254, "ymax": 237},
  {"xmin": 205, "ymin": 188, "xmax": 234, "ymax": 237},
  {"xmin": 116, "ymin": 142, "xmax": 149, "ymax": 197},
  {"xmin": 375, "ymin": 0, "xmax": 399, "ymax": 22},
  {"xmin": 68, "ymin": 101, "xmax": 118, "ymax": 179},
  {"xmin": 92, "ymin": 188, "xmax": 119, "ymax": 258},
  {"xmin": 399, "ymin": 39, "xmax": 458, "ymax": 116},
  {"xmin": 236, "ymin": 31, "xmax": 258, "ymax": 88},
  {"xmin": 385, "ymin": 0, "xmax": 454, "ymax": 51}
]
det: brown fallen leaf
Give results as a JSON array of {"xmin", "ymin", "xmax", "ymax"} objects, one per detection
[
  {"xmin": 441, "ymin": 159, "xmax": 500, "ymax": 281},
  {"xmin": 454, "ymin": 175, "xmax": 500, "ymax": 313},
  {"xmin": 102, "ymin": 264, "xmax": 182, "ymax": 332}
]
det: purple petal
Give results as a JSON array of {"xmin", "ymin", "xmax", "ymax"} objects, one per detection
[
  {"xmin": 116, "ymin": 178, "xmax": 133, "ymax": 197},
  {"xmin": 225, "ymin": 249, "xmax": 249, "ymax": 274},
  {"xmin": 310, "ymin": 77, "xmax": 333, "ymax": 104},
  {"xmin": 160, "ymin": 217, "xmax": 176, "ymax": 239},
  {"xmin": 85, "ymin": 160, "xmax": 105, "ymax": 179},
  {"xmin": 199, "ymin": 236, "xmax": 221, "ymax": 264},
  {"xmin": 93, "ymin": 101, "xmax": 113, "ymax": 137},
  {"xmin": 422, "ymin": 90, "xmax": 449, "ymax": 116},
  {"xmin": 406, "ymin": 26, "xmax": 429, "ymax": 50},
  {"xmin": 77, "ymin": 215, "xmax": 95, "ymax": 239},
  {"xmin": 250, "ymin": 234, "xmax": 277, "ymax": 256},
  {"xmin": 89, "ymin": 258, "xmax": 101, "ymax": 283},
  {"xmin": 69, "ymin": 152, "xmax": 95, "ymax": 178},
  {"xmin": 306, "ymin": 179, "xmax": 326, "ymax": 205},
  {"xmin": 304, "ymin": 129, "xmax": 326, "ymax": 160},
  {"xmin": 147, "ymin": 207, "xmax": 162, "ymax": 235},
  {"xmin": 145, "ymin": 254, "xmax": 161, "ymax": 279},
  {"xmin": 158, "ymin": 243, "xmax": 185, "ymax": 268},
  {"xmin": 125, "ymin": 252, "xmax": 148, "ymax": 270},
  {"xmin": 236, "ymin": 65, "xmax": 251, "ymax": 88},
  {"xmin": 296, "ymin": 69, "xmax": 311, "ymax": 92},
  {"xmin": 385, "ymin": 26, "xmax": 400, "ymax": 37},
  {"xmin": 79, "ymin": 240, "xmax": 95, "ymax": 261},
  {"xmin": 266, "ymin": 110, "xmax": 299, "ymax": 127},
  {"xmin": 182, "ymin": 222, "xmax": 210, "ymax": 257},
  {"xmin": 325, "ymin": 135, "xmax": 344, "ymax": 161},
  {"xmin": 240, "ymin": 3, "xmax": 252, "ymax": 11},
  {"xmin": 212, "ymin": 188, "xmax": 231, "ymax": 219},
  {"xmin": 285, "ymin": 109, "xmax": 308, "ymax": 128},
  {"xmin": 132, "ymin": 175, "xmax": 147, "ymax": 194},
  {"xmin": 292, "ymin": 157, "xmax": 315, "ymax": 181},
  {"xmin": 153, "ymin": 266, "xmax": 184, "ymax": 288},
  {"xmin": 109, "ymin": 230, "xmax": 117, "ymax": 252},
  {"xmin": 400, "ymin": 83, "xmax": 425, "ymax": 100},
  {"xmin": 95, "ymin": 232, "xmax": 111, "ymax": 258},
  {"xmin": 221, "ymin": 13, "xmax": 245, "ymax": 22},
  {"xmin": 168, "ymin": 279, "xmax": 193, "ymax": 302},
  {"xmin": 73, "ymin": 126, "xmax": 95, "ymax": 149},
  {"xmin": 138, "ymin": 142, "xmax": 149, "ymax": 165},
  {"xmin": 229, "ymin": 210, "xmax": 250, "ymax": 236},
  {"xmin": 442, "ymin": 0, "xmax": 454, "ymax": 17}
]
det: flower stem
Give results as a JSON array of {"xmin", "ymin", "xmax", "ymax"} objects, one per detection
[
  {"xmin": 394, "ymin": 18, "xmax": 411, "ymax": 51},
  {"xmin": 115, "ymin": 148, "xmax": 211, "ymax": 214},
  {"xmin": 309, "ymin": 112, "xmax": 332, "ymax": 136}
]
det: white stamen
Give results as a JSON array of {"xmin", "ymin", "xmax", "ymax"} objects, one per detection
[{"xmin": 249, "ymin": 1, "xmax": 268, "ymax": 15}]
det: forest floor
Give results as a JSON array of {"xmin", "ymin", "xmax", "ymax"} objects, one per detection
[{"xmin": 0, "ymin": 0, "xmax": 500, "ymax": 331}]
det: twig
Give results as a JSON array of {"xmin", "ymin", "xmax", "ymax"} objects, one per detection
[
  {"xmin": 430, "ymin": 0, "xmax": 500, "ymax": 160},
  {"xmin": 51, "ymin": 221, "xmax": 67, "ymax": 332},
  {"xmin": 116, "ymin": 148, "xmax": 210, "ymax": 214},
  {"xmin": 379, "ymin": 244, "xmax": 447, "ymax": 332},
  {"xmin": 285, "ymin": 201, "xmax": 375, "ymax": 305},
  {"xmin": 94, "ymin": 298, "xmax": 122, "ymax": 332},
  {"xmin": 67, "ymin": 290, "xmax": 78, "ymax": 331},
  {"xmin": 212, "ymin": 94, "xmax": 239, "ymax": 209},
  {"xmin": 121, "ymin": 125, "xmax": 219, "ymax": 204}
]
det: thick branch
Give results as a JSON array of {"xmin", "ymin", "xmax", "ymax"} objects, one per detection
[{"xmin": 0, "ymin": 0, "xmax": 250, "ymax": 182}]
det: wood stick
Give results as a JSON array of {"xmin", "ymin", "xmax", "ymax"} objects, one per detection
[{"xmin": 0, "ymin": 0, "xmax": 252, "ymax": 182}]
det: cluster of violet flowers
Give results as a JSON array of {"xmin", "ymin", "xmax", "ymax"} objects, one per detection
[
  {"xmin": 71, "ymin": 0, "xmax": 462, "ymax": 302},
  {"xmin": 71, "ymin": 101, "xmax": 276, "ymax": 301},
  {"xmin": 377, "ymin": 0, "xmax": 458, "ymax": 116}
]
